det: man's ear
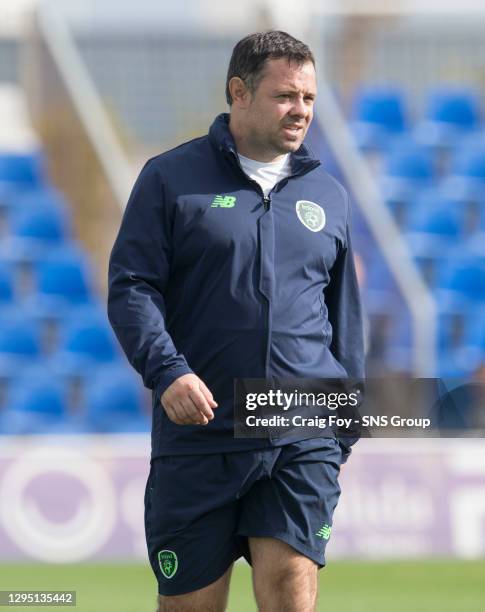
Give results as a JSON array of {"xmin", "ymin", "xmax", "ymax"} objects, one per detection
[{"xmin": 228, "ymin": 76, "xmax": 251, "ymax": 109}]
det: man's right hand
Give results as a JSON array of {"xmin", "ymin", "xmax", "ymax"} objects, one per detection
[{"xmin": 160, "ymin": 374, "xmax": 218, "ymax": 425}]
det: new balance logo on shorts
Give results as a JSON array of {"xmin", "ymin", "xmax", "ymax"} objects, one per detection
[
  {"xmin": 211, "ymin": 195, "xmax": 236, "ymax": 208},
  {"xmin": 315, "ymin": 523, "xmax": 332, "ymax": 540}
]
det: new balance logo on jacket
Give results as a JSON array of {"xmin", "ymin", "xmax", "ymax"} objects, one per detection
[{"xmin": 211, "ymin": 195, "xmax": 236, "ymax": 208}]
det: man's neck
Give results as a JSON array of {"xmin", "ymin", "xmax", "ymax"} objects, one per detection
[{"xmin": 228, "ymin": 115, "xmax": 286, "ymax": 163}]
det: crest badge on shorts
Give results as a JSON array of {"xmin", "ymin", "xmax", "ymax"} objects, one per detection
[
  {"xmin": 295, "ymin": 200, "xmax": 326, "ymax": 232},
  {"xmin": 158, "ymin": 550, "xmax": 178, "ymax": 579}
]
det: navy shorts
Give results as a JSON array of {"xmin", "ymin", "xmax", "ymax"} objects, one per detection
[{"xmin": 144, "ymin": 437, "xmax": 342, "ymax": 596}]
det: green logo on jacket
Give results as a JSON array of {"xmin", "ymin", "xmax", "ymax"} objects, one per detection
[{"xmin": 211, "ymin": 195, "xmax": 236, "ymax": 208}]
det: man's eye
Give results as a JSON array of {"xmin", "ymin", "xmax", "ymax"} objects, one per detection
[{"xmin": 278, "ymin": 94, "xmax": 290, "ymax": 99}]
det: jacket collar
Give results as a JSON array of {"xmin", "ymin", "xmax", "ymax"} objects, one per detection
[{"xmin": 208, "ymin": 113, "xmax": 320, "ymax": 175}]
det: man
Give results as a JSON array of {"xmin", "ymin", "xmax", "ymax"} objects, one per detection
[{"xmin": 108, "ymin": 30, "xmax": 364, "ymax": 612}]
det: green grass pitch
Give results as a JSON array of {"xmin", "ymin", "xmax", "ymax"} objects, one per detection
[{"xmin": 1, "ymin": 560, "xmax": 484, "ymax": 611}]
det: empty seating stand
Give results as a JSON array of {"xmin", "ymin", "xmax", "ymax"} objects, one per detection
[
  {"xmin": 0, "ymin": 148, "xmax": 149, "ymax": 434},
  {"xmin": 352, "ymin": 85, "xmax": 485, "ymax": 377}
]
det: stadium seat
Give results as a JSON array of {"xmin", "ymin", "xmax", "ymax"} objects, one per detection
[
  {"xmin": 0, "ymin": 263, "xmax": 14, "ymax": 303},
  {"xmin": 0, "ymin": 206, "xmax": 71, "ymax": 265},
  {"xmin": 33, "ymin": 249, "xmax": 94, "ymax": 305},
  {"xmin": 0, "ymin": 376, "xmax": 70, "ymax": 435},
  {"xmin": 384, "ymin": 195, "xmax": 418, "ymax": 229},
  {"xmin": 415, "ymin": 87, "xmax": 481, "ymax": 149},
  {"xmin": 435, "ymin": 356, "xmax": 479, "ymax": 379},
  {"xmin": 12, "ymin": 187, "xmax": 69, "ymax": 211},
  {"xmin": 62, "ymin": 320, "xmax": 118, "ymax": 363},
  {"xmin": 436, "ymin": 307, "xmax": 469, "ymax": 353},
  {"xmin": 407, "ymin": 243, "xmax": 446, "ymax": 287},
  {"xmin": 0, "ymin": 150, "xmax": 45, "ymax": 188},
  {"xmin": 441, "ymin": 144, "xmax": 485, "ymax": 200},
  {"xmin": 0, "ymin": 313, "xmax": 40, "ymax": 358},
  {"xmin": 382, "ymin": 311, "xmax": 414, "ymax": 373},
  {"xmin": 405, "ymin": 197, "xmax": 464, "ymax": 281},
  {"xmin": 464, "ymin": 231, "xmax": 485, "ymax": 257},
  {"xmin": 0, "ymin": 311, "xmax": 41, "ymax": 387},
  {"xmin": 0, "ymin": 185, "xmax": 21, "ymax": 219},
  {"xmin": 380, "ymin": 139, "xmax": 435, "ymax": 201},
  {"xmin": 84, "ymin": 371, "xmax": 149, "ymax": 432},
  {"xmin": 6, "ymin": 377, "xmax": 66, "ymax": 417},
  {"xmin": 10, "ymin": 206, "xmax": 69, "ymax": 243},
  {"xmin": 437, "ymin": 342, "xmax": 485, "ymax": 379},
  {"xmin": 435, "ymin": 256, "xmax": 485, "ymax": 306},
  {"xmin": 406, "ymin": 199, "xmax": 463, "ymax": 238},
  {"xmin": 351, "ymin": 87, "xmax": 407, "ymax": 150},
  {"xmin": 451, "ymin": 144, "xmax": 485, "ymax": 180},
  {"xmin": 47, "ymin": 306, "xmax": 120, "ymax": 380}
]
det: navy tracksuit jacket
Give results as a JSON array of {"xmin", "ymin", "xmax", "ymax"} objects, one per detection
[{"xmin": 108, "ymin": 113, "xmax": 365, "ymax": 459}]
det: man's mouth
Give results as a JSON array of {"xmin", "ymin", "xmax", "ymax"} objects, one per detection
[{"xmin": 282, "ymin": 125, "xmax": 304, "ymax": 135}]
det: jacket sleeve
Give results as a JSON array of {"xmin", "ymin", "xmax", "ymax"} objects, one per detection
[
  {"xmin": 107, "ymin": 159, "xmax": 193, "ymax": 400},
  {"xmin": 324, "ymin": 200, "xmax": 365, "ymax": 463}
]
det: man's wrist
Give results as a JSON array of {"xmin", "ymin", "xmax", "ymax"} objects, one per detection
[{"xmin": 154, "ymin": 365, "xmax": 194, "ymax": 402}]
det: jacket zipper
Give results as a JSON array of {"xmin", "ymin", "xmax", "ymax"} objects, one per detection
[
  {"xmin": 223, "ymin": 147, "xmax": 319, "ymax": 392},
  {"xmin": 224, "ymin": 148, "xmax": 319, "ymax": 207}
]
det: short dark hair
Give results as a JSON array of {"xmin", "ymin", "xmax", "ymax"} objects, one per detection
[{"xmin": 225, "ymin": 30, "xmax": 315, "ymax": 105}]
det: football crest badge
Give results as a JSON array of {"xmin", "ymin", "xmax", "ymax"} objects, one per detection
[
  {"xmin": 295, "ymin": 200, "xmax": 326, "ymax": 232},
  {"xmin": 158, "ymin": 550, "xmax": 178, "ymax": 579}
]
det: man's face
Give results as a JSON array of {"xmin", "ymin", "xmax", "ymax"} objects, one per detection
[{"xmin": 242, "ymin": 58, "xmax": 316, "ymax": 161}]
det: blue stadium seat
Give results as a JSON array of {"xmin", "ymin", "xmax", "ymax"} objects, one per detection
[
  {"xmin": 0, "ymin": 185, "xmax": 22, "ymax": 218},
  {"xmin": 436, "ymin": 256, "xmax": 485, "ymax": 306},
  {"xmin": 385, "ymin": 140, "xmax": 435, "ymax": 180},
  {"xmin": 10, "ymin": 206, "xmax": 69, "ymax": 243},
  {"xmin": 405, "ymin": 189, "xmax": 465, "ymax": 238},
  {"xmin": 0, "ymin": 311, "xmax": 41, "ymax": 384},
  {"xmin": 380, "ymin": 139, "xmax": 435, "ymax": 201},
  {"xmin": 407, "ymin": 239, "xmax": 447, "ymax": 287},
  {"xmin": 351, "ymin": 87, "xmax": 407, "ymax": 150},
  {"xmin": 0, "ymin": 150, "xmax": 45, "ymax": 188},
  {"xmin": 12, "ymin": 187, "xmax": 69, "ymax": 211},
  {"xmin": 0, "ymin": 376, "xmax": 69, "ymax": 435},
  {"xmin": 7, "ymin": 378, "xmax": 66, "ymax": 417},
  {"xmin": 34, "ymin": 248, "xmax": 94, "ymax": 306},
  {"xmin": 452, "ymin": 145, "xmax": 485, "ymax": 180},
  {"xmin": 406, "ymin": 198, "xmax": 463, "ymax": 243},
  {"xmin": 437, "ymin": 311, "xmax": 485, "ymax": 378},
  {"xmin": 0, "ymin": 186, "xmax": 68, "ymax": 237},
  {"xmin": 382, "ymin": 313, "xmax": 413, "ymax": 373},
  {"xmin": 462, "ymin": 311, "xmax": 485, "ymax": 351},
  {"xmin": 62, "ymin": 319, "xmax": 118, "ymax": 363},
  {"xmin": 0, "ymin": 263, "xmax": 14, "ymax": 303},
  {"xmin": 0, "ymin": 313, "xmax": 40, "ymax": 358},
  {"xmin": 0, "ymin": 206, "xmax": 71, "ymax": 265},
  {"xmin": 47, "ymin": 306, "xmax": 120, "ymax": 381},
  {"xmin": 436, "ymin": 307, "xmax": 469, "ymax": 353},
  {"xmin": 464, "ymin": 231, "xmax": 485, "ymax": 257},
  {"xmin": 415, "ymin": 87, "xmax": 481, "ymax": 148},
  {"xmin": 435, "ymin": 356, "xmax": 479, "ymax": 379},
  {"xmin": 84, "ymin": 371, "xmax": 149, "ymax": 432},
  {"xmin": 441, "ymin": 144, "xmax": 485, "ymax": 200}
]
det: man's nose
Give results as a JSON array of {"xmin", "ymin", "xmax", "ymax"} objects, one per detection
[{"xmin": 290, "ymin": 96, "xmax": 309, "ymax": 118}]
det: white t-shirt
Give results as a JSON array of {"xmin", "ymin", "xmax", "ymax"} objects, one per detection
[{"xmin": 238, "ymin": 153, "xmax": 292, "ymax": 197}]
